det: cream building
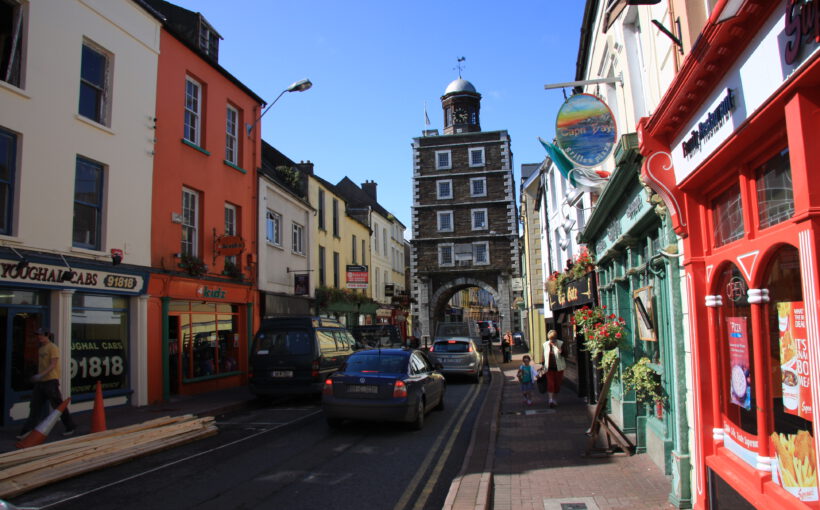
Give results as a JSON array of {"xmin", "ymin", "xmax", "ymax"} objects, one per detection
[{"xmin": 0, "ymin": 0, "xmax": 161, "ymax": 420}]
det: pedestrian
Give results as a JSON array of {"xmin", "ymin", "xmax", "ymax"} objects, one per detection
[
  {"xmin": 17, "ymin": 328, "xmax": 76, "ymax": 440},
  {"xmin": 516, "ymin": 355, "xmax": 538, "ymax": 406},
  {"xmin": 501, "ymin": 331, "xmax": 512, "ymax": 363},
  {"xmin": 541, "ymin": 329, "xmax": 567, "ymax": 409}
]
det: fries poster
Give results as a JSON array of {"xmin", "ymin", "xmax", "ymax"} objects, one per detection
[
  {"xmin": 772, "ymin": 430, "xmax": 818, "ymax": 501},
  {"xmin": 777, "ymin": 302, "xmax": 812, "ymax": 421},
  {"xmin": 727, "ymin": 317, "xmax": 751, "ymax": 410}
]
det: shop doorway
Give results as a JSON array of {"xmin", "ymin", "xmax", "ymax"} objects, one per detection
[
  {"xmin": 1, "ymin": 308, "xmax": 46, "ymax": 426},
  {"xmin": 168, "ymin": 315, "xmax": 180, "ymax": 395}
]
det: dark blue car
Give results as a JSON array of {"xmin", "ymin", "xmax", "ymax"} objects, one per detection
[{"xmin": 321, "ymin": 348, "xmax": 446, "ymax": 430}]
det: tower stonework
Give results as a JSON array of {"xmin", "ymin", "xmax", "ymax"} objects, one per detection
[{"xmin": 411, "ymin": 78, "xmax": 520, "ymax": 340}]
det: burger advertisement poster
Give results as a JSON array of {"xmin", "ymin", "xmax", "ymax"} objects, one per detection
[
  {"xmin": 777, "ymin": 302, "xmax": 812, "ymax": 420},
  {"xmin": 727, "ymin": 317, "xmax": 751, "ymax": 410}
]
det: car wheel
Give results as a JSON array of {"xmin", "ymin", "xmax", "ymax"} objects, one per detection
[
  {"xmin": 412, "ymin": 398, "xmax": 425, "ymax": 430},
  {"xmin": 434, "ymin": 387, "xmax": 445, "ymax": 411},
  {"xmin": 326, "ymin": 417, "xmax": 343, "ymax": 429}
]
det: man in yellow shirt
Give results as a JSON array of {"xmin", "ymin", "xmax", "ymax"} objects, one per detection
[{"xmin": 17, "ymin": 328, "xmax": 76, "ymax": 439}]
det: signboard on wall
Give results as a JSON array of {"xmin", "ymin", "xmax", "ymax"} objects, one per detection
[
  {"xmin": 0, "ymin": 258, "xmax": 145, "ymax": 295},
  {"xmin": 346, "ymin": 265, "xmax": 368, "ymax": 289}
]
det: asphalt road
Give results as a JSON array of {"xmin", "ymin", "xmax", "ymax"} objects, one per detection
[{"xmin": 9, "ymin": 377, "xmax": 487, "ymax": 510}]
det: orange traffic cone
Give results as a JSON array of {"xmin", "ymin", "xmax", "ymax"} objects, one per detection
[
  {"xmin": 91, "ymin": 380, "xmax": 107, "ymax": 433},
  {"xmin": 16, "ymin": 397, "xmax": 71, "ymax": 449}
]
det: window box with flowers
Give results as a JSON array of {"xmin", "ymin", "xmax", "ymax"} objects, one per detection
[
  {"xmin": 546, "ymin": 247, "xmax": 596, "ymax": 296},
  {"xmin": 178, "ymin": 254, "xmax": 208, "ymax": 277}
]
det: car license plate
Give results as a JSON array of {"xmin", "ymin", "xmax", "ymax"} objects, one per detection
[
  {"xmin": 271, "ymin": 370, "xmax": 293, "ymax": 378},
  {"xmin": 349, "ymin": 385, "xmax": 377, "ymax": 394}
]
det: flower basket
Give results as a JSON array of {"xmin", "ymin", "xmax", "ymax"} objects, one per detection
[
  {"xmin": 622, "ymin": 357, "xmax": 665, "ymax": 405},
  {"xmin": 179, "ymin": 254, "xmax": 208, "ymax": 277}
]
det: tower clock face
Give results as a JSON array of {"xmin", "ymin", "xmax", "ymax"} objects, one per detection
[{"xmin": 454, "ymin": 107, "xmax": 468, "ymax": 123}]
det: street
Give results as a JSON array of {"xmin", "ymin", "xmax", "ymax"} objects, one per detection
[{"xmin": 8, "ymin": 379, "xmax": 486, "ymax": 510}]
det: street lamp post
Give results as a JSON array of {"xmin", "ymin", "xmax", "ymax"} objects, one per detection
[{"xmin": 246, "ymin": 78, "xmax": 312, "ymax": 135}]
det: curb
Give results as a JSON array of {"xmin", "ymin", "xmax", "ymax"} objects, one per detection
[{"xmin": 442, "ymin": 365, "xmax": 503, "ymax": 510}]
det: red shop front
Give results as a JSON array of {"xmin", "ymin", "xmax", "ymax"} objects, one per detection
[
  {"xmin": 639, "ymin": 2, "xmax": 820, "ymax": 508},
  {"xmin": 147, "ymin": 274, "xmax": 257, "ymax": 403}
]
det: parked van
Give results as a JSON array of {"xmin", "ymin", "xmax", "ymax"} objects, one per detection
[{"xmin": 250, "ymin": 316, "xmax": 359, "ymax": 397}]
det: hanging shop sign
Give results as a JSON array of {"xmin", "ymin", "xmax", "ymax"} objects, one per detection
[
  {"xmin": 548, "ymin": 272, "xmax": 595, "ymax": 311},
  {"xmin": 346, "ymin": 265, "xmax": 368, "ymax": 289},
  {"xmin": 0, "ymin": 258, "xmax": 145, "ymax": 294},
  {"xmin": 727, "ymin": 317, "xmax": 751, "ymax": 410},
  {"xmin": 214, "ymin": 235, "xmax": 245, "ymax": 257},
  {"xmin": 555, "ymin": 93, "xmax": 617, "ymax": 168},
  {"xmin": 384, "ymin": 283, "xmax": 394, "ymax": 297},
  {"xmin": 294, "ymin": 274, "xmax": 309, "ymax": 296},
  {"xmin": 777, "ymin": 302, "xmax": 812, "ymax": 420}
]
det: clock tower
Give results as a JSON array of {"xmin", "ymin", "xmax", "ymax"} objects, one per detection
[{"xmin": 441, "ymin": 78, "xmax": 481, "ymax": 135}]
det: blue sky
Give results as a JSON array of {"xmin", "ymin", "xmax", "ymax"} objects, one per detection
[{"xmin": 170, "ymin": 1, "xmax": 586, "ymax": 236}]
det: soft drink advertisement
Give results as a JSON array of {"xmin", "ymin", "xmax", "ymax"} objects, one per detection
[
  {"xmin": 727, "ymin": 317, "xmax": 751, "ymax": 410},
  {"xmin": 778, "ymin": 302, "xmax": 812, "ymax": 421}
]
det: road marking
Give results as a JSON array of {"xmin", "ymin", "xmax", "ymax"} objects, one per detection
[
  {"xmin": 392, "ymin": 384, "xmax": 481, "ymax": 510},
  {"xmin": 30, "ymin": 409, "xmax": 322, "ymax": 510}
]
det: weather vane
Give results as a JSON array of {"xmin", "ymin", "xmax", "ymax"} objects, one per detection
[{"xmin": 454, "ymin": 56, "xmax": 466, "ymax": 78}]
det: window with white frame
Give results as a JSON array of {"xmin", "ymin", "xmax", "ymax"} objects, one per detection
[
  {"xmin": 73, "ymin": 156, "xmax": 105, "ymax": 250},
  {"xmin": 437, "ymin": 179, "xmax": 452, "ymax": 199},
  {"xmin": 184, "ymin": 77, "xmax": 202, "ymax": 145},
  {"xmin": 437, "ymin": 210, "xmax": 453, "ymax": 232},
  {"xmin": 181, "ymin": 187, "xmax": 199, "ymax": 256},
  {"xmin": 471, "ymin": 208, "xmax": 487, "ymax": 230},
  {"xmin": 225, "ymin": 105, "xmax": 238, "ymax": 164},
  {"xmin": 198, "ymin": 20, "xmax": 220, "ymax": 60},
  {"xmin": 435, "ymin": 150, "xmax": 451, "ymax": 170},
  {"xmin": 224, "ymin": 203, "xmax": 237, "ymax": 265},
  {"xmin": 473, "ymin": 242, "xmax": 489, "ymax": 265},
  {"xmin": 438, "ymin": 243, "xmax": 454, "ymax": 266},
  {"xmin": 470, "ymin": 177, "xmax": 486, "ymax": 197},
  {"xmin": 0, "ymin": 1, "xmax": 25, "ymax": 88},
  {"xmin": 266, "ymin": 209, "xmax": 282, "ymax": 246},
  {"xmin": 468, "ymin": 147, "xmax": 485, "ymax": 167},
  {"xmin": 292, "ymin": 222, "xmax": 305, "ymax": 254},
  {"xmin": 79, "ymin": 41, "xmax": 112, "ymax": 126}
]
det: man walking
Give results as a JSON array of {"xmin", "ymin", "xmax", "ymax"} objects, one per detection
[{"xmin": 17, "ymin": 328, "xmax": 76, "ymax": 440}]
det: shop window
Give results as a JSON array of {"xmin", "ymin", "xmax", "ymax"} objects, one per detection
[
  {"xmin": 715, "ymin": 263, "xmax": 757, "ymax": 437},
  {"xmin": 712, "ymin": 184, "xmax": 744, "ymax": 248},
  {"xmin": 70, "ymin": 294, "xmax": 128, "ymax": 395},
  {"xmin": 765, "ymin": 245, "xmax": 817, "ymax": 502},
  {"xmin": 176, "ymin": 301, "xmax": 240, "ymax": 381},
  {"xmin": 756, "ymin": 148, "xmax": 794, "ymax": 230}
]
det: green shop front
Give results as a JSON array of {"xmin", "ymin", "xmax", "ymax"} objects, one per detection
[{"xmin": 580, "ymin": 134, "xmax": 691, "ymax": 508}]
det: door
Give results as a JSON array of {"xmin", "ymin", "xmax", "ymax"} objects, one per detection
[
  {"xmin": 2, "ymin": 309, "xmax": 46, "ymax": 426},
  {"xmin": 168, "ymin": 315, "xmax": 180, "ymax": 395}
]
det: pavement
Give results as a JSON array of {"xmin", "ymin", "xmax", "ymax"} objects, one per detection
[{"xmin": 1, "ymin": 345, "xmax": 676, "ymax": 510}]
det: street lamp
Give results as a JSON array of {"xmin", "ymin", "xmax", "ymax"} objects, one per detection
[{"xmin": 246, "ymin": 78, "xmax": 312, "ymax": 135}]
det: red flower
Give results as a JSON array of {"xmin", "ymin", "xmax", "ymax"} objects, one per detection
[
  {"xmin": 602, "ymin": 305, "xmax": 607, "ymax": 309},
  {"xmin": 616, "ymin": 332, "xmax": 622, "ymax": 338}
]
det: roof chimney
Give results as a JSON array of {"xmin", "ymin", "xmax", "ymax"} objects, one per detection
[
  {"xmin": 297, "ymin": 160, "xmax": 314, "ymax": 175},
  {"xmin": 362, "ymin": 180, "xmax": 377, "ymax": 201}
]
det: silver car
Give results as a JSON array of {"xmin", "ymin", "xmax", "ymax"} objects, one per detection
[{"xmin": 428, "ymin": 338, "xmax": 483, "ymax": 383}]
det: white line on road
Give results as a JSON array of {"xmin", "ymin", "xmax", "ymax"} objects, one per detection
[{"xmin": 29, "ymin": 409, "xmax": 322, "ymax": 510}]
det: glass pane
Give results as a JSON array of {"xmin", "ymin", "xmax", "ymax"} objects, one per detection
[
  {"xmin": 75, "ymin": 159, "xmax": 102, "ymax": 204},
  {"xmin": 757, "ymin": 149, "xmax": 794, "ymax": 230},
  {"xmin": 190, "ymin": 313, "xmax": 217, "ymax": 377},
  {"xmin": 73, "ymin": 203, "xmax": 99, "ymax": 247},
  {"xmin": 169, "ymin": 300, "xmax": 191, "ymax": 312},
  {"xmin": 71, "ymin": 306, "xmax": 128, "ymax": 394},
  {"xmin": 191, "ymin": 302, "xmax": 216, "ymax": 313},
  {"xmin": 79, "ymin": 83, "xmax": 101, "ymax": 121},
  {"xmin": 216, "ymin": 314, "xmax": 238, "ymax": 372},
  {"xmin": 81, "ymin": 45, "xmax": 106, "ymax": 86},
  {"xmin": 713, "ymin": 184, "xmax": 745, "ymax": 247}
]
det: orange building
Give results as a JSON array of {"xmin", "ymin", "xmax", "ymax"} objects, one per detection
[{"xmin": 145, "ymin": 1, "xmax": 264, "ymax": 403}]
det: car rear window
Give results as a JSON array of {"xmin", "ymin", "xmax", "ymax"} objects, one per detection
[
  {"xmin": 253, "ymin": 330, "xmax": 313, "ymax": 356},
  {"xmin": 345, "ymin": 354, "xmax": 407, "ymax": 374},
  {"xmin": 432, "ymin": 341, "xmax": 471, "ymax": 353},
  {"xmin": 437, "ymin": 324, "xmax": 470, "ymax": 337}
]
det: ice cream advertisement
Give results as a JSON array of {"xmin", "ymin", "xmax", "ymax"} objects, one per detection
[
  {"xmin": 727, "ymin": 317, "xmax": 751, "ymax": 410},
  {"xmin": 777, "ymin": 302, "xmax": 812, "ymax": 421}
]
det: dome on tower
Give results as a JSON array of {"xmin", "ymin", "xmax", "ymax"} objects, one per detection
[{"xmin": 444, "ymin": 78, "xmax": 477, "ymax": 95}]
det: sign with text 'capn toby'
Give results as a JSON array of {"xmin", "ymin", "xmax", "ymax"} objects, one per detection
[{"xmin": 555, "ymin": 93, "xmax": 617, "ymax": 168}]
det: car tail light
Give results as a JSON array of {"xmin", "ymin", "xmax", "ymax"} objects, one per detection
[
  {"xmin": 312, "ymin": 360, "xmax": 320, "ymax": 378},
  {"xmin": 467, "ymin": 344, "xmax": 473, "ymax": 352},
  {"xmin": 323, "ymin": 378, "xmax": 334, "ymax": 396},
  {"xmin": 392, "ymin": 380, "xmax": 408, "ymax": 398}
]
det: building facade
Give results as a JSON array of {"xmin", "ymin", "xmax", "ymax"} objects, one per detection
[
  {"xmin": 0, "ymin": 0, "xmax": 161, "ymax": 423},
  {"xmin": 640, "ymin": 1, "xmax": 820, "ymax": 508},
  {"xmin": 145, "ymin": 0, "xmax": 263, "ymax": 403},
  {"xmin": 411, "ymin": 78, "xmax": 519, "ymax": 340}
]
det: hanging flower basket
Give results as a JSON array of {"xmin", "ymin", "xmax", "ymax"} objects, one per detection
[
  {"xmin": 179, "ymin": 254, "xmax": 208, "ymax": 277},
  {"xmin": 622, "ymin": 357, "xmax": 666, "ymax": 405}
]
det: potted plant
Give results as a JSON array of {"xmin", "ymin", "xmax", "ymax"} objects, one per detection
[
  {"xmin": 622, "ymin": 357, "xmax": 666, "ymax": 405},
  {"xmin": 178, "ymin": 254, "xmax": 208, "ymax": 277}
]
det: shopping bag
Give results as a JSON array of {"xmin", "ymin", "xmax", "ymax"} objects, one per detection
[{"xmin": 536, "ymin": 373, "xmax": 548, "ymax": 394}]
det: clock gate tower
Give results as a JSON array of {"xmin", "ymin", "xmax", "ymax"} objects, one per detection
[{"xmin": 410, "ymin": 78, "xmax": 521, "ymax": 341}]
